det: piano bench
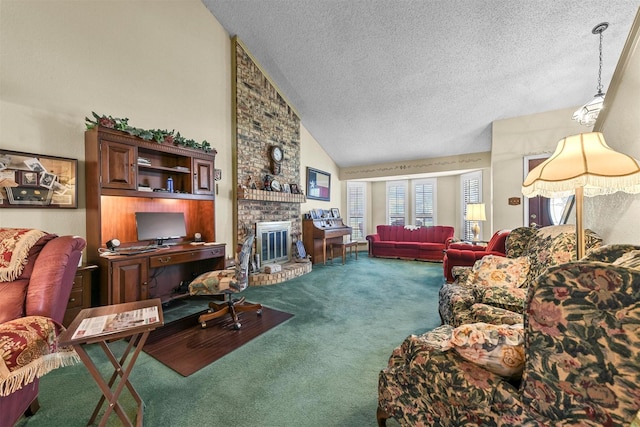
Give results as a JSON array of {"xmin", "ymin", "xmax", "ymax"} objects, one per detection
[{"xmin": 330, "ymin": 241, "xmax": 358, "ymax": 265}]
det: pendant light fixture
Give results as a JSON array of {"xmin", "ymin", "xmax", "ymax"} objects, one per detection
[{"xmin": 572, "ymin": 22, "xmax": 609, "ymax": 126}]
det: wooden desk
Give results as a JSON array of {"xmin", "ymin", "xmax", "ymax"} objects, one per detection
[
  {"xmin": 98, "ymin": 243, "xmax": 225, "ymax": 306},
  {"xmin": 58, "ymin": 299, "xmax": 164, "ymax": 427}
]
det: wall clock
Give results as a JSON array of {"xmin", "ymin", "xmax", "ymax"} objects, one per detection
[{"xmin": 270, "ymin": 146, "xmax": 283, "ymax": 175}]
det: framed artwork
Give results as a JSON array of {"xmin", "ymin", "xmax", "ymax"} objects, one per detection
[
  {"xmin": 214, "ymin": 168, "xmax": 222, "ymax": 181},
  {"xmin": 306, "ymin": 167, "xmax": 330, "ymax": 201},
  {"xmin": 331, "ymin": 208, "xmax": 340, "ymax": 218},
  {"xmin": 0, "ymin": 149, "xmax": 78, "ymax": 208},
  {"xmin": 290, "ymin": 183, "xmax": 299, "ymax": 194}
]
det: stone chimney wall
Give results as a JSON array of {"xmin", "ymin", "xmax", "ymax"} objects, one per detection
[{"xmin": 234, "ymin": 39, "xmax": 303, "ymax": 243}]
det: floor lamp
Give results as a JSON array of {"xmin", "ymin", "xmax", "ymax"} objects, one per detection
[
  {"xmin": 466, "ymin": 203, "xmax": 486, "ymax": 242},
  {"xmin": 522, "ymin": 132, "xmax": 640, "ymax": 259}
]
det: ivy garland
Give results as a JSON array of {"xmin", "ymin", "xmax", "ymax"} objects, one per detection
[{"xmin": 85, "ymin": 112, "xmax": 212, "ymax": 153}]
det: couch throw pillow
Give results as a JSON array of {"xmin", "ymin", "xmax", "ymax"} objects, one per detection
[
  {"xmin": 445, "ymin": 322, "xmax": 525, "ymax": 378},
  {"xmin": 470, "ymin": 255, "xmax": 530, "ymax": 288}
]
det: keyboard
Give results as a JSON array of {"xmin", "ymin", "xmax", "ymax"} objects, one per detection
[{"xmin": 115, "ymin": 246, "xmax": 159, "ymax": 255}]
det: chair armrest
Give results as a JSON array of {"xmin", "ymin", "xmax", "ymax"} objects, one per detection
[
  {"xmin": 25, "ymin": 236, "xmax": 86, "ymax": 323},
  {"xmin": 448, "ymin": 242, "xmax": 486, "ymax": 251},
  {"xmin": 438, "ymin": 283, "xmax": 477, "ymax": 326},
  {"xmin": 469, "ymin": 303, "xmax": 524, "ymax": 325},
  {"xmin": 380, "ymin": 326, "xmax": 512, "ymax": 425},
  {"xmin": 473, "ymin": 286, "xmax": 528, "ymax": 313}
]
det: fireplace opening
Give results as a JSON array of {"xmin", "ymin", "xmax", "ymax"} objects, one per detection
[{"xmin": 256, "ymin": 221, "xmax": 292, "ymax": 265}]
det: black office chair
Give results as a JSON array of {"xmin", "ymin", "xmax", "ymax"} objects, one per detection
[{"xmin": 188, "ymin": 234, "xmax": 262, "ymax": 329}]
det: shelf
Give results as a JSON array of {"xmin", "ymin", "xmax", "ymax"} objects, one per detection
[
  {"xmin": 101, "ymin": 188, "xmax": 214, "ymax": 200},
  {"xmin": 138, "ymin": 164, "xmax": 191, "ymax": 174},
  {"xmin": 238, "ymin": 187, "xmax": 306, "ymax": 203}
]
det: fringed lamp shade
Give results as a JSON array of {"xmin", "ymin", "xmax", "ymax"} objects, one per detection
[{"xmin": 522, "ymin": 132, "xmax": 640, "ymax": 257}]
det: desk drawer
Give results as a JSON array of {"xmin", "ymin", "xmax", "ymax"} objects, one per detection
[
  {"xmin": 67, "ymin": 288, "xmax": 84, "ymax": 309},
  {"xmin": 149, "ymin": 246, "xmax": 224, "ymax": 268}
]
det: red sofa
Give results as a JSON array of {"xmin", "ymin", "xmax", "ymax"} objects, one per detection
[
  {"xmin": 366, "ymin": 225, "xmax": 455, "ymax": 262},
  {"xmin": 0, "ymin": 230, "xmax": 85, "ymax": 427},
  {"xmin": 442, "ymin": 229, "xmax": 510, "ymax": 282}
]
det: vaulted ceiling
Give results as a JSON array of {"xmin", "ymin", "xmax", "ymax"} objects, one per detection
[{"xmin": 202, "ymin": 0, "xmax": 639, "ymax": 168}]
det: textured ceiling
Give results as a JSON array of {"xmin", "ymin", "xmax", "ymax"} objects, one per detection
[{"xmin": 202, "ymin": 0, "xmax": 639, "ymax": 168}]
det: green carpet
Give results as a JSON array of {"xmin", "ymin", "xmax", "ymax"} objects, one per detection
[{"xmin": 17, "ymin": 255, "xmax": 443, "ymax": 427}]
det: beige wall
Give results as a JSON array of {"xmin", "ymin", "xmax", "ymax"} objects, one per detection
[
  {"xmin": 0, "ymin": 1, "xmax": 341, "ymax": 256},
  {"xmin": 591, "ymin": 9, "xmax": 640, "ymax": 244},
  {"xmin": 491, "ymin": 108, "xmax": 586, "ymax": 232},
  {"xmin": 300, "ymin": 124, "xmax": 341, "ymax": 216}
]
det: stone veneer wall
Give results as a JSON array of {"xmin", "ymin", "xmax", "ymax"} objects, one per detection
[{"xmin": 234, "ymin": 38, "xmax": 302, "ymax": 243}]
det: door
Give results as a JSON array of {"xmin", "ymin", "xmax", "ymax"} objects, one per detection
[{"xmin": 526, "ymin": 157, "xmax": 553, "ymax": 228}]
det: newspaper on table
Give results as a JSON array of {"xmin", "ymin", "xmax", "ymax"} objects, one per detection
[{"xmin": 71, "ymin": 306, "xmax": 159, "ymax": 340}]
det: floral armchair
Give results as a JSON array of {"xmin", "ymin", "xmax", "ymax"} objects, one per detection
[
  {"xmin": 438, "ymin": 224, "xmax": 602, "ymax": 327},
  {"xmin": 378, "ymin": 244, "xmax": 640, "ymax": 426}
]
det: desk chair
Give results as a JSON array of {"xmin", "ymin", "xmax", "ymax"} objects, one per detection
[{"xmin": 188, "ymin": 234, "xmax": 262, "ymax": 329}]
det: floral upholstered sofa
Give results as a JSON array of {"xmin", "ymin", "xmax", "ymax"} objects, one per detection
[
  {"xmin": 378, "ymin": 244, "xmax": 640, "ymax": 426},
  {"xmin": 438, "ymin": 224, "xmax": 602, "ymax": 327}
]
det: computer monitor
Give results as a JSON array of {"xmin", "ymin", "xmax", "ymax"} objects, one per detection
[{"xmin": 135, "ymin": 212, "xmax": 187, "ymax": 245}]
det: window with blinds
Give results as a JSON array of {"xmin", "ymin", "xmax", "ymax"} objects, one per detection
[
  {"xmin": 461, "ymin": 171, "xmax": 482, "ymax": 240},
  {"xmin": 346, "ymin": 181, "xmax": 366, "ymax": 241},
  {"xmin": 387, "ymin": 181, "xmax": 407, "ymax": 226},
  {"xmin": 414, "ymin": 179, "xmax": 436, "ymax": 226}
]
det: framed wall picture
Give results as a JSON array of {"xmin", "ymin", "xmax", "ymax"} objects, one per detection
[
  {"xmin": 306, "ymin": 167, "xmax": 330, "ymax": 201},
  {"xmin": 0, "ymin": 149, "xmax": 78, "ymax": 208},
  {"xmin": 331, "ymin": 208, "xmax": 340, "ymax": 218}
]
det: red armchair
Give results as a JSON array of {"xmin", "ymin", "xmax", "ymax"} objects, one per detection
[
  {"xmin": 0, "ymin": 230, "xmax": 86, "ymax": 427},
  {"xmin": 442, "ymin": 229, "xmax": 510, "ymax": 282}
]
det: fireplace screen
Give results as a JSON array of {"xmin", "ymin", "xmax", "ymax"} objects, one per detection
[{"xmin": 256, "ymin": 221, "xmax": 291, "ymax": 264}]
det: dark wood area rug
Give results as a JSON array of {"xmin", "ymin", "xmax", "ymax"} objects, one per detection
[{"xmin": 143, "ymin": 306, "xmax": 293, "ymax": 376}]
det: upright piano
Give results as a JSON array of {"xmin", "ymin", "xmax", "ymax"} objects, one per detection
[{"xmin": 302, "ymin": 218, "xmax": 352, "ymax": 264}]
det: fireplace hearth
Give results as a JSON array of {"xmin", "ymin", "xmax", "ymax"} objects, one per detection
[{"xmin": 256, "ymin": 221, "xmax": 292, "ymax": 265}]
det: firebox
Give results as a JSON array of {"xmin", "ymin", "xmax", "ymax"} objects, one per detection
[{"xmin": 255, "ymin": 221, "xmax": 292, "ymax": 264}]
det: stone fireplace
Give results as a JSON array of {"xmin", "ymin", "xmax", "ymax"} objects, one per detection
[{"xmin": 256, "ymin": 220, "xmax": 292, "ymax": 264}]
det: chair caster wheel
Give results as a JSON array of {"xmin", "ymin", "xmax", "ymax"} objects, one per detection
[
  {"xmin": 234, "ymin": 322, "xmax": 241, "ymax": 330},
  {"xmin": 201, "ymin": 322, "xmax": 207, "ymax": 329},
  {"xmin": 257, "ymin": 309, "xmax": 263, "ymax": 316}
]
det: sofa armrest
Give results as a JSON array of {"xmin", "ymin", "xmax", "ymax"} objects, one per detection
[
  {"xmin": 365, "ymin": 234, "xmax": 380, "ymax": 243},
  {"xmin": 26, "ymin": 236, "xmax": 86, "ymax": 323}
]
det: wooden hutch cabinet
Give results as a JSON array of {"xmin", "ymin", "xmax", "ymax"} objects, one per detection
[{"xmin": 85, "ymin": 126, "xmax": 224, "ymax": 306}]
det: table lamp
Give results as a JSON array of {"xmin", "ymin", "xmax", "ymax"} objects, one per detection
[
  {"xmin": 465, "ymin": 203, "xmax": 486, "ymax": 241},
  {"xmin": 522, "ymin": 132, "xmax": 640, "ymax": 258}
]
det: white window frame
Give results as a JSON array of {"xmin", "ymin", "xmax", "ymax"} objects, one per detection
[
  {"xmin": 346, "ymin": 181, "xmax": 367, "ymax": 241},
  {"xmin": 386, "ymin": 180, "xmax": 408, "ymax": 226},
  {"xmin": 412, "ymin": 178, "xmax": 437, "ymax": 226},
  {"xmin": 460, "ymin": 171, "xmax": 483, "ymax": 241}
]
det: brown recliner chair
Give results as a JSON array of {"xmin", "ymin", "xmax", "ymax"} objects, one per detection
[
  {"xmin": 0, "ymin": 229, "xmax": 86, "ymax": 427},
  {"xmin": 442, "ymin": 229, "xmax": 510, "ymax": 283}
]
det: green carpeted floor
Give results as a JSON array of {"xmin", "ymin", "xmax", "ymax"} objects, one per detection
[{"xmin": 18, "ymin": 255, "xmax": 443, "ymax": 427}]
